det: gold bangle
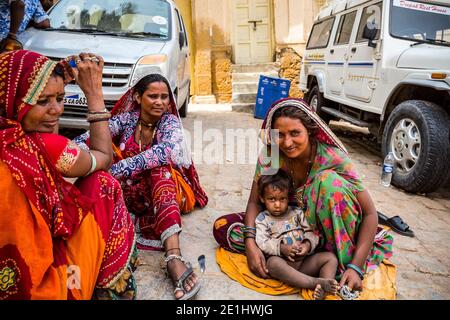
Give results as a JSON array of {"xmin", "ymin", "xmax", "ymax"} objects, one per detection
[
  {"xmin": 86, "ymin": 112, "xmax": 111, "ymax": 122},
  {"xmin": 87, "ymin": 118, "xmax": 109, "ymax": 123},
  {"xmin": 87, "ymin": 108, "xmax": 109, "ymax": 114}
]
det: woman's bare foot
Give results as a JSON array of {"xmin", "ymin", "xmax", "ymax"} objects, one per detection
[
  {"xmin": 313, "ymin": 278, "xmax": 338, "ymax": 299},
  {"xmin": 166, "ymin": 251, "xmax": 199, "ymax": 299}
]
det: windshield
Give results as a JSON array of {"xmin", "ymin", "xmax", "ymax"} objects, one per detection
[
  {"xmin": 390, "ymin": 0, "xmax": 450, "ymax": 46},
  {"xmin": 47, "ymin": 0, "xmax": 171, "ymax": 39}
]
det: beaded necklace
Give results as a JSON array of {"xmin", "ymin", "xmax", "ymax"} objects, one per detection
[
  {"xmin": 138, "ymin": 119, "xmax": 157, "ymax": 152},
  {"xmin": 288, "ymin": 142, "xmax": 316, "ymax": 211}
]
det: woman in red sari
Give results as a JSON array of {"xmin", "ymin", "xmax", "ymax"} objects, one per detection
[
  {"xmin": 0, "ymin": 50, "xmax": 137, "ymax": 299},
  {"xmin": 75, "ymin": 74, "xmax": 208, "ymax": 300}
]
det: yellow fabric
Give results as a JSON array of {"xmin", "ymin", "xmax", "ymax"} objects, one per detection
[
  {"xmin": 216, "ymin": 247, "xmax": 397, "ymax": 300},
  {"xmin": 170, "ymin": 166, "xmax": 196, "ymax": 214},
  {"xmin": 216, "ymin": 248, "xmax": 299, "ymax": 295}
]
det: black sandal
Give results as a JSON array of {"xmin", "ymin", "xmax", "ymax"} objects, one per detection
[
  {"xmin": 164, "ymin": 254, "xmax": 201, "ymax": 300},
  {"xmin": 377, "ymin": 211, "xmax": 414, "ymax": 237}
]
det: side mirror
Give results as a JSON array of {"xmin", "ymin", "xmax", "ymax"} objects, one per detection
[
  {"xmin": 362, "ymin": 24, "xmax": 378, "ymax": 48},
  {"xmin": 179, "ymin": 32, "xmax": 185, "ymax": 49}
]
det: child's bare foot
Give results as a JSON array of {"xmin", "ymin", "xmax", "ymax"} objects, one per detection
[
  {"xmin": 315, "ymin": 278, "xmax": 339, "ymax": 296},
  {"xmin": 313, "ymin": 284, "xmax": 325, "ymax": 300}
]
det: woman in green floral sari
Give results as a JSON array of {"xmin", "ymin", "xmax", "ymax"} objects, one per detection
[{"xmin": 213, "ymin": 98, "xmax": 393, "ymax": 291}]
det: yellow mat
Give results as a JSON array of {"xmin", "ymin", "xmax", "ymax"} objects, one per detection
[{"xmin": 216, "ymin": 247, "xmax": 397, "ymax": 300}]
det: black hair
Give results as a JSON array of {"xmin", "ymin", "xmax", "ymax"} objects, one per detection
[
  {"xmin": 271, "ymin": 105, "xmax": 320, "ymax": 138},
  {"xmin": 51, "ymin": 63, "xmax": 66, "ymax": 80},
  {"xmin": 133, "ymin": 73, "xmax": 171, "ymax": 98},
  {"xmin": 257, "ymin": 169, "xmax": 293, "ymax": 199}
]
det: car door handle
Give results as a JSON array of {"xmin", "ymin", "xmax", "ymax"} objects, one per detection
[
  {"xmin": 351, "ymin": 47, "xmax": 357, "ymax": 53},
  {"xmin": 330, "ymin": 49, "xmax": 334, "ymax": 54}
]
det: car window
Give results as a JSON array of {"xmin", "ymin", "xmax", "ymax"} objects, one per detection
[
  {"xmin": 356, "ymin": 2, "xmax": 382, "ymax": 42},
  {"xmin": 334, "ymin": 11, "xmax": 357, "ymax": 45},
  {"xmin": 306, "ymin": 17, "xmax": 335, "ymax": 49},
  {"xmin": 390, "ymin": 0, "xmax": 450, "ymax": 46},
  {"xmin": 48, "ymin": 0, "xmax": 171, "ymax": 39}
]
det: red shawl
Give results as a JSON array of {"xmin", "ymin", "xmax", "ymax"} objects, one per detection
[{"xmin": 0, "ymin": 50, "xmax": 92, "ymax": 240}]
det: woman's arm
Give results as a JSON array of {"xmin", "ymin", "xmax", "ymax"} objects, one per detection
[
  {"xmin": 73, "ymin": 113, "xmax": 129, "ymax": 150},
  {"xmin": 340, "ymin": 189, "xmax": 378, "ymax": 290},
  {"xmin": 244, "ymin": 181, "xmax": 270, "ymax": 278},
  {"xmin": 64, "ymin": 54, "xmax": 112, "ymax": 177}
]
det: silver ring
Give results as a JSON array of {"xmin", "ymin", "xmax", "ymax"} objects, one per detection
[
  {"xmin": 91, "ymin": 57, "xmax": 100, "ymax": 63},
  {"xmin": 84, "ymin": 57, "xmax": 93, "ymax": 61},
  {"xmin": 76, "ymin": 59, "xmax": 81, "ymax": 64}
]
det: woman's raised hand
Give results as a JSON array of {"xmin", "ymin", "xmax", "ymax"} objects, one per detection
[
  {"xmin": 245, "ymin": 240, "xmax": 269, "ymax": 279},
  {"xmin": 67, "ymin": 53, "xmax": 105, "ymax": 111}
]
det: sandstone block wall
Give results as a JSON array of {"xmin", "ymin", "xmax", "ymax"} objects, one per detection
[{"xmin": 277, "ymin": 47, "xmax": 303, "ymax": 98}]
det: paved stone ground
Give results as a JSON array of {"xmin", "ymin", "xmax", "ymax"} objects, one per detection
[{"xmin": 135, "ymin": 104, "xmax": 450, "ymax": 300}]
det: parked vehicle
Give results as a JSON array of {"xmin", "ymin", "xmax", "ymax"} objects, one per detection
[
  {"xmin": 300, "ymin": 0, "xmax": 450, "ymax": 193},
  {"xmin": 20, "ymin": 0, "xmax": 191, "ymax": 129}
]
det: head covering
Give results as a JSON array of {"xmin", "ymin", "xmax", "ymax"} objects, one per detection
[
  {"xmin": 260, "ymin": 98, "xmax": 348, "ymax": 154},
  {"xmin": 111, "ymin": 74, "xmax": 192, "ymax": 166},
  {"xmin": 0, "ymin": 50, "xmax": 92, "ymax": 239}
]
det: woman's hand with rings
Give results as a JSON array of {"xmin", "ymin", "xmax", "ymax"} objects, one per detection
[{"xmin": 72, "ymin": 52, "xmax": 104, "ymax": 106}]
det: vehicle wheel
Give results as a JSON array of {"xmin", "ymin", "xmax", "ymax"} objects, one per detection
[
  {"xmin": 307, "ymin": 85, "xmax": 331, "ymax": 123},
  {"xmin": 382, "ymin": 100, "xmax": 450, "ymax": 193},
  {"xmin": 178, "ymin": 84, "xmax": 190, "ymax": 118},
  {"xmin": 179, "ymin": 95, "xmax": 189, "ymax": 118}
]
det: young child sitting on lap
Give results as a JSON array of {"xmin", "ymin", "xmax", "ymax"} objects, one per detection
[{"xmin": 254, "ymin": 170, "xmax": 339, "ymax": 299}]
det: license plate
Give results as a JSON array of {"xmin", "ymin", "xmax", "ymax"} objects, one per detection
[{"xmin": 64, "ymin": 94, "xmax": 87, "ymax": 107}]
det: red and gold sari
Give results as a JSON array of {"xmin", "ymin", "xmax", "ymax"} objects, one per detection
[{"xmin": 0, "ymin": 50, "xmax": 137, "ymax": 300}]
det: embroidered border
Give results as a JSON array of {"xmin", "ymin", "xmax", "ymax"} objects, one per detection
[{"xmin": 56, "ymin": 141, "xmax": 81, "ymax": 174}]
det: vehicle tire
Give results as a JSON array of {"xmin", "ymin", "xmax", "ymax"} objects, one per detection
[
  {"xmin": 382, "ymin": 100, "xmax": 450, "ymax": 193},
  {"xmin": 178, "ymin": 83, "xmax": 190, "ymax": 118},
  {"xmin": 179, "ymin": 95, "xmax": 189, "ymax": 118},
  {"xmin": 307, "ymin": 85, "xmax": 331, "ymax": 123}
]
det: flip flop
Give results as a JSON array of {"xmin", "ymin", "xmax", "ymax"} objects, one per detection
[{"xmin": 377, "ymin": 211, "xmax": 414, "ymax": 237}]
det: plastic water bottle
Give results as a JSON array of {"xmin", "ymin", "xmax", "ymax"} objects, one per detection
[{"xmin": 380, "ymin": 152, "xmax": 395, "ymax": 187}]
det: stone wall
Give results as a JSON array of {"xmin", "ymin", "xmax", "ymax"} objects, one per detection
[
  {"xmin": 277, "ymin": 47, "xmax": 303, "ymax": 98},
  {"xmin": 212, "ymin": 48, "xmax": 232, "ymax": 103}
]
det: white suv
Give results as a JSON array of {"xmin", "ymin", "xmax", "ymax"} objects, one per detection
[
  {"xmin": 20, "ymin": 0, "xmax": 190, "ymax": 129},
  {"xmin": 300, "ymin": 0, "xmax": 450, "ymax": 193}
]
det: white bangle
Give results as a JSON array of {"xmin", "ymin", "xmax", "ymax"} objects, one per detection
[{"xmin": 84, "ymin": 151, "xmax": 97, "ymax": 176}]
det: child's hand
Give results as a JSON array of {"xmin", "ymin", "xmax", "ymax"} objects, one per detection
[
  {"xmin": 295, "ymin": 240, "xmax": 311, "ymax": 257},
  {"xmin": 280, "ymin": 244, "xmax": 297, "ymax": 262}
]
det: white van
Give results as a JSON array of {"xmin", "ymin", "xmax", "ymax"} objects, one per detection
[
  {"xmin": 20, "ymin": 0, "xmax": 190, "ymax": 129},
  {"xmin": 300, "ymin": 0, "xmax": 450, "ymax": 193}
]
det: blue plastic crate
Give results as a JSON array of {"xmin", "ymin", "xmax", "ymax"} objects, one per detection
[{"xmin": 254, "ymin": 75, "xmax": 291, "ymax": 119}]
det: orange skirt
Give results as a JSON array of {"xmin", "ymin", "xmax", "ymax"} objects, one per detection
[{"xmin": 0, "ymin": 161, "xmax": 136, "ymax": 299}]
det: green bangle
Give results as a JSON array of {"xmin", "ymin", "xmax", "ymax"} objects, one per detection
[{"xmin": 346, "ymin": 263, "xmax": 364, "ymax": 280}]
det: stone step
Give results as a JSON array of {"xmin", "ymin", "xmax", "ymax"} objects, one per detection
[
  {"xmin": 232, "ymin": 71, "xmax": 279, "ymax": 83},
  {"xmin": 232, "ymin": 82, "xmax": 259, "ymax": 94},
  {"xmin": 231, "ymin": 103, "xmax": 255, "ymax": 114},
  {"xmin": 232, "ymin": 92, "xmax": 257, "ymax": 104},
  {"xmin": 231, "ymin": 63, "xmax": 279, "ymax": 73}
]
